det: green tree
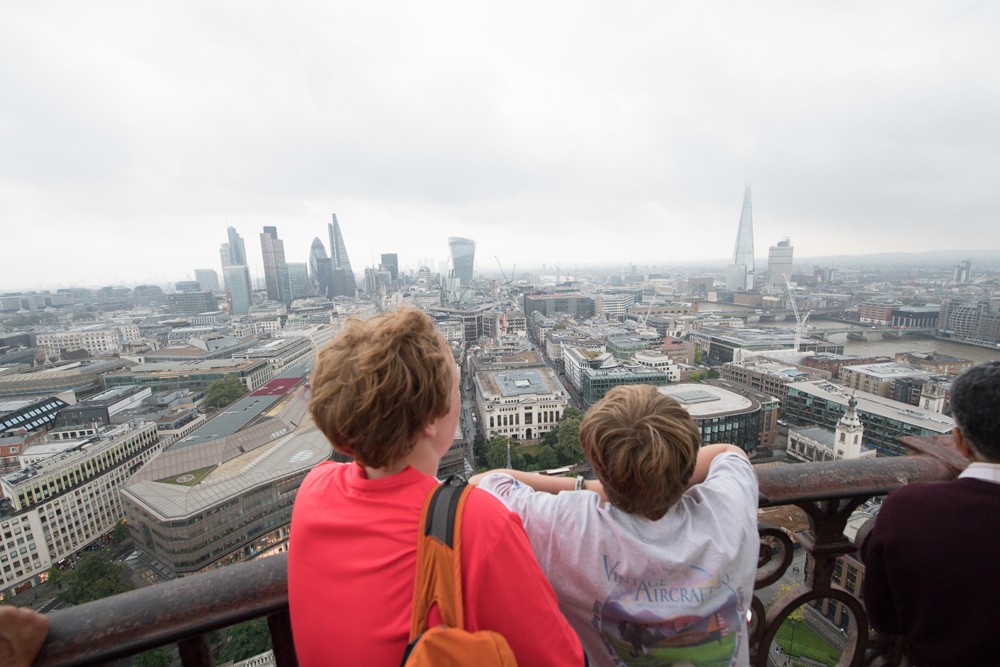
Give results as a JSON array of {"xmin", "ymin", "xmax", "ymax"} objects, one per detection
[
  {"xmin": 46, "ymin": 566, "xmax": 64, "ymax": 589},
  {"xmin": 58, "ymin": 553, "xmax": 131, "ymax": 604},
  {"xmin": 486, "ymin": 436, "xmax": 526, "ymax": 470},
  {"xmin": 541, "ymin": 428, "xmax": 559, "ymax": 447},
  {"xmin": 556, "ymin": 415, "xmax": 584, "ymax": 466},
  {"xmin": 706, "ymin": 368, "xmax": 721, "ymax": 380},
  {"xmin": 694, "ymin": 347, "xmax": 703, "ymax": 365},
  {"xmin": 215, "ymin": 618, "xmax": 272, "ymax": 663},
  {"xmin": 688, "ymin": 372, "xmax": 703, "ymax": 382},
  {"xmin": 203, "ymin": 375, "xmax": 248, "ymax": 408},
  {"xmin": 536, "ymin": 446, "xmax": 560, "ymax": 470},
  {"xmin": 133, "ymin": 647, "xmax": 171, "ymax": 667},
  {"xmin": 562, "ymin": 407, "xmax": 583, "ymax": 421},
  {"xmin": 472, "ymin": 432, "xmax": 489, "ymax": 468},
  {"xmin": 111, "ymin": 521, "xmax": 129, "ymax": 542}
]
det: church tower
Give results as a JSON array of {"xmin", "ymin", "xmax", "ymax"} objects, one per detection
[
  {"xmin": 834, "ymin": 394, "xmax": 865, "ymax": 460},
  {"xmin": 919, "ymin": 380, "xmax": 946, "ymax": 414}
]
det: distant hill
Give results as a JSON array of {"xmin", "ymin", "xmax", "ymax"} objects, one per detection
[{"xmin": 794, "ymin": 249, "xmax": 1000, "ymax": 267}]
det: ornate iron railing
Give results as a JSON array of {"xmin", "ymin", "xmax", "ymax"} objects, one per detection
[
  {"xmin": 751, "ymin": 435, "xmax": 965, "ymax": 667},
  {"xmin": 32, "ymin": 436, "xmax": 964, "ymax": 667}
]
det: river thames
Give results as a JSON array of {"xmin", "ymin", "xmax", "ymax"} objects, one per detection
[{"xmin": 699, "ymin": 305, "xmax": 1000, "ymax": 364}]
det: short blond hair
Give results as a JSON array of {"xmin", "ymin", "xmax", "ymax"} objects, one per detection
[
  {"xmin": 309, "ymin": 307, "xmax": 453, "ymax": 469},
  {"xmin": 580, "ymin": 384, "xmax": 701, "ymax": 520}
]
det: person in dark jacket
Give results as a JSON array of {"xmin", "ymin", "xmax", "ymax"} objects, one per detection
[{"xmin": 863, "ymin": 361, "xmax": 1000, "ymax": 666}]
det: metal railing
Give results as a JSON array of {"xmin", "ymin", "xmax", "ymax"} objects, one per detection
[{"xmin": 32, "ymin": 435, "xmax": 965, "ymax": 667}]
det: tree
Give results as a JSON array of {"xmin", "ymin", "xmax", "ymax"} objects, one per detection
[
  {"xmin": 215, "ymin": 618, "xmax": 272, "ymax": 663},
  {"xmin": 111, "ymin": 521, "xmax": 129, "ymax": 542},
  {"xmin": 472, "ymin": 432, "xmax": 489, "ymax": 468},
  {"xmin": 556, "ymin": 415, "xmax": 585, "ymax": 466},
  {"xmin": 203, "ymin": 374, "xmax": 248, "ymax": 408},
  {"xmin": 706, "ymin": 368, "xmax": 721, "ymax": 379},
  {"xmin": 133, "ymin": 647, "xmax": 171, "ymax": 667},
  {"xmin": 486, "ymin": 436, "xmax": 526, "ymax": 470},
  {"xmin": 58, "ymin": 553, "xmax": 130, "ymax": 605},
  {"xmin": 688, "ymin": 372, "xmax": 703, "ymax": 382},
  {"xmin": 694, "ymin": 347, "xmax": 703, "ymax": 365},
  {"xmin": 541, "ymin": 428, "xmax": 559, "ymax": 447},
  {"xmin": 562, "ymin": 407, "xmax": 583, "ymax": 421},
  {"xmin": 46, "ymin": 566, "xmax": 63, "ymax": 589},
  {"xmin": 536, "ymin": 446, "xmax": 559, "ymax": 471}
]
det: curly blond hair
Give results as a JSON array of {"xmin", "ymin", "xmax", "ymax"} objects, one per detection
[{"xmin": 309, "ymin": 307, "xmax": 453, "ymax": 469}]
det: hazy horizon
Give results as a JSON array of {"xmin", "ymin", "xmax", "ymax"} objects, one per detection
[{"xmin": 3, "ymin": 2, "xmax": 1000, "ymax": 289}]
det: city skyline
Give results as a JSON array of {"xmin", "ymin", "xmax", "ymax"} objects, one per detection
[{"xmin": 3, "ymin": 2, "xmax": 1000, "ymax": 289}]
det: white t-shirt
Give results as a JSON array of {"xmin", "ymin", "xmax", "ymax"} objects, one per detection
[{"xmin": 479, "ymin": 452, "xmax": 759, "ymax": 667}]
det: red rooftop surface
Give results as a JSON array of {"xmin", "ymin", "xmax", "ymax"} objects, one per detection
[{"xmin": 251, "ymin": 378, "xmax": 300, "ymax": 397}]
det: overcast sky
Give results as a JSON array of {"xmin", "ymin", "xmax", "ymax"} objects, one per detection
[{"xmin": 2, "ymin": 2, "xmax": 999, "ymax": 291}]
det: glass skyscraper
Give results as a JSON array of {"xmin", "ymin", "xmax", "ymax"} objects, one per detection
[
  {"xmin": 309, "ymin": 238, "xmax": 333, "ymax": 299},
  {"xmin": 448, "ymin": 237, "xmax": 476, "ymax": 286},
  {"xmin": 223, "ymin": 265, "xmax": 253, "ymax": 315},
  {"xmin": 328, "ymin": 214, "xmax": 357, "ymax": 297},
  {"xmin": 260, "ymin": 226, "xmax": 291, "ymax": 305},
  {"xmin": 726, "ymin": 185, "xmax": 755, "ymax": 291}
]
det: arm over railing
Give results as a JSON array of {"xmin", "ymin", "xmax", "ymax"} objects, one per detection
[{"xmin": 32, "ymin": 436, "xmax": 966, "ymax": 667}]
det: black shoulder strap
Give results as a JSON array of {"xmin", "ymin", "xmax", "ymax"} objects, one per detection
[{"xmin": 424, "ymin": 476, "xmax": 467, "ymax": 547}]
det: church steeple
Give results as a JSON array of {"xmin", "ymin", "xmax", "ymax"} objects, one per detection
[{"xmin": 835, "ymin": 394, "xmax": 865, "ymax": 460}]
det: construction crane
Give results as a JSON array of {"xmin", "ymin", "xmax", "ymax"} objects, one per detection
[
  {"xmin": 494, "ymin": 257, "xmax": 515, "ymax": 300},
  {"xmin": 784, "ymin": 274, "xmax": 812, "ymax": 353}
]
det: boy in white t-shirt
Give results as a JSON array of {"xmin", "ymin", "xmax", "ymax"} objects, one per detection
[{"xmin": 471, "ymin": 384, "xmax": 759, "ymax": 667}]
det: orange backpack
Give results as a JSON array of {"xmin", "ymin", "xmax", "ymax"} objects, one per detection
[{"xmin": 400, "ymin": 478, "xmax": 518, "ymax": 667}]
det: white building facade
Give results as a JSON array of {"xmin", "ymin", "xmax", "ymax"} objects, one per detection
[{"xmin": 1, "ymin": 421, "xmax": 163, "ymax": 599}]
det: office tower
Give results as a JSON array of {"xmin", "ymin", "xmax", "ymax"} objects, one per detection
[
  {"xmin": 448, "ymin": 237, "xmax": 475, "ymax": 287},
  {"xmin": 380, "ymin": 253, "xmax": 399, "ymax": 283},
  {"xmin": 195, "ymin": 269, "xmax": 220, "ymax": 292},
  {"xmin": 767, "ymin": 238, "xmax": 794, "ymax": 291},
  {"xmin": 260, "ymin": 226, "xmax": 291, "ymax": 305},
  {"xmin": 726, "ymin": 186, "xmax": 755, "ymax": 291},
  {"xmin": 222, "ymin": 226, "xmax": 248, "ymax": 267},
  {"xmin": 309, "ymin": 238, "xmax": 334, "ymax": 299},
  {"xmin": 954, "ymin": 259, "xmax": 972, "ymax": 284},
  {"xmin": 364, "ymin": 267, "xmax": 392, "ymax": 295},
  {"xmin": 286, "ymin": 263, "xmax": 311, "ymax": 300},
  {"xmin": 223, "ymin": 265, "xmax": 253, "ymax": 315},
  {"xmin": 327, "ymin": 214, "xmax": 357, "ymax": 297},
  {"xmin": 174, "ymin": 280, "xmax": 201, "ymax": 293},
  {"xmin": 167, "ymin": 291, "xmax": 219, "ymax": 315}
]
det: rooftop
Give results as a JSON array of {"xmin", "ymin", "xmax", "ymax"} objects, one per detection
[
  {"xmin": 787, "ymin": 380, "xmax": 954, "ymax": 432},
  {"xmin": 840, "ymin": 362, "xmax": 938, "ymax": 380},
  {"xmin": 658, "ymin": 383, "xmax": 754, "ymax": 416}
]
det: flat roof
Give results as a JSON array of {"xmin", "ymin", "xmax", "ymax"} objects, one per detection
[
  {"xmin": 840, "ymin": 362, "xmax": 937, "ymax": 380},
  {"xmin": 657, "ymin": 383, "xmax": 753, "ymax": 416},
  {"xmin": 169, "ymin": 365, "xmax": 310, "ymax": 452},
  {"xmin": 125, "ymin": 427, "xmax": 330, "ymax": 518},
  {"xmin": 489, "ymin": 370, "xmax": 554, "ymax": 397},
  {"xmin": 787, "ymin": 380, "xmax": 954, "ymax": 433}
]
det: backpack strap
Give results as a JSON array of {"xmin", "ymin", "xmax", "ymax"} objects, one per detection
[{"xmin": 408, "ymin": 477, "xmax": 471, "ymax": 641}]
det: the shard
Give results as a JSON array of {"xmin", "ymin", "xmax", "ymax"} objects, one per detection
[
  {"xmin": 327, "ymin": 213, "xmax": 357, "ymax": 297},
  {"xmin": 726, "ymin": 185, "xmax": 755, "ymax": 291}
]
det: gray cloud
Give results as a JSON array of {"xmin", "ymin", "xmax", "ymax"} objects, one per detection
[{"xmin": 2, "ymin": 1, "xmax": 999, "ymax": 289}]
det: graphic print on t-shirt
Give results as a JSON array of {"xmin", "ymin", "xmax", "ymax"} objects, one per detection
[{"xmin": 597, "ymin": 557, "xmax": 743, "ymax": 667}]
